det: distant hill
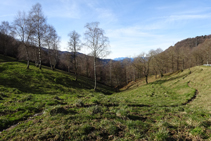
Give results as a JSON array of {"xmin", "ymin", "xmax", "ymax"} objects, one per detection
[
  {"xmin": 113, "ymin": 57, "xmax": 134, "ymax": 61},
  {"xmin": 174, "ymin": 35, "xmax": 211, "ymax": 49}
]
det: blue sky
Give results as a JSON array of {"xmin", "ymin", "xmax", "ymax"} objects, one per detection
[{"xmin": 1, "ymin": 0, "xmax": 211, "ymax": 59}]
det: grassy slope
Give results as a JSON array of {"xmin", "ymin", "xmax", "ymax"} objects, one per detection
[{"xmin": 0, "ymin": 55, "xmax": 211, "ymax": 140}]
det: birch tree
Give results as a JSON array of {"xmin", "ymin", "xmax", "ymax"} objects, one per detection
[
  {"xmin": 68, "ymin": 30, "xmax": 81, "ymax": 81},
  {"xmin": 43, "ymin": 25, "xmax": 60, "ymax": 70},
  {"xmin": 12, "ymin": 11, "xmax": 35, "ymax": 69},
  {"xmin": 84, "ymin": 22, "xmax": 110, "ymax": 91},
  {"xmin": 29, "ymin": 3, "xmax": 46, "ymax": 69}
]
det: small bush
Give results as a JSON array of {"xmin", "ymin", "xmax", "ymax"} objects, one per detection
[
  {"xmin": 74, "ymin": 99, "xmax": 84, "ymax": 107},
  {"xmin": 155, "ymin": 128, "xmax": 169, "ymax": 141}
]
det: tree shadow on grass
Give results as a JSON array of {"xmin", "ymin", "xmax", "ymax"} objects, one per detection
[
  {"xmin": 0, "ymin": 72, "xmax": 114, "ymax": 95},
  {"xmin": 150, "ymin": 73, "xmax": 189, "ymax": 85}
]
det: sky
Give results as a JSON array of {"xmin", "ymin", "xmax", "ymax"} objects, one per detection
[{"xmin": 1, "ymin": 0, "xmax": 211, "ymax": 59}]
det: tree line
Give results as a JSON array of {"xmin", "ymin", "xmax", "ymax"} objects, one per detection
[{"xmin": 1, "ymin": 3, "xmax": 211, "ymax": 90}]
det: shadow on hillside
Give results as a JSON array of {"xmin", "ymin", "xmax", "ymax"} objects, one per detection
[
  {"xmin": 150, "ymin": 73, "xmax": 189, "ymax": 85},
  {"xmin": 0, "ymin": 67, "xmax": 6, "ymax": 73},
  {"xmin": 0, "ymin": 61, "xmax": 114, "ymax": 95},
  {"xmin": 0, "ymin": 73, "xmax": 113, "ymax": 95}
]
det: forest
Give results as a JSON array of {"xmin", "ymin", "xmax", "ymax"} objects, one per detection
[{"xmin": 1, "ymin": 3, "xmax": 211, "ymax": 90}]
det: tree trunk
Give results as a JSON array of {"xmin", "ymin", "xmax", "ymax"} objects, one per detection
[
  {"xmin": 182, "ymin": 59, "xmax": 185, "ymax": 71},
  {"xmin": 24, "ymin": 44, "xmax": 30, "ymax": 69},
  {"xmin": 155, "ymin": 71, "xmax": 157, "ymax": 79},
  {"xmin": 74, "ymin": 53, "xmax": 78, "ymax": 81},
  {"xmin": 38, "ymin": 46, "xmax": 41, "ymax": 69},
  {"xmin": 110, "ymin": 61, "xmax": 112, "ymax": 86},
  {"xmin": 27, "ymin": 60, "xmax": 29, "ymax": 69},
  {"xmin": 48, "ymin": 48, "xmax": 53, "ymax": 70},
  {"xmin": 75, "ymin": 70, "xmax": 77, "ymax": 81},
  {"xmin": 177, "ymin": 56, "xmax": 179, "ymax": 71},
  {"xmin": 160, "ymin": 72, "xmax": 163, "ymax": 78},
  {"xmin": 38, "ymin": 35, "xmax": 42, "ymax": 69},
  {"xmin": 145, "ymin": 75, "xmax": 148, "ymax": 84},
  {"xmin": 172, "ymin": 56, "xmax": 174, "ymax": 72},
  {"xmin": 94, "ymin": 56, "xmax": 97, "ymax": 91}
]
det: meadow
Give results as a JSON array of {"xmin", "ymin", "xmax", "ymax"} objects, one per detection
[{"xmin": 0, "ymin": 55, "xmax": 211, "ymax": 140}]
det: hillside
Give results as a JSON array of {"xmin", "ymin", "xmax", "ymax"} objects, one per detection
[
  {"xmin": 174, "ymin": 35, "xmax": 211, "ymax": 49},
  {"xmin": 0, "ymin": 55, "xmax": 211, "ymax": 140}
]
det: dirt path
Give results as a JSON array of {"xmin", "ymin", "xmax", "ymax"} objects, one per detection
[
  {"xmin": 182, "ymin": 81, "xmax": 199, "ymax": 105},
  {"xmin": 0, "ymin": 112, "xmax": 43, "ymax": 134}
]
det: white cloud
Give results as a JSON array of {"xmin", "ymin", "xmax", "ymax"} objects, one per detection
[
  {"xmin": 167, "ymin": 14, "xmax": 211, "ymax": 22},
  {"xmin": 45, "ymin": 1, "xmax": 81, "ymax": 19},
  {"xmin": 0, "ymin": 14, "xmax": 15, "ymax": 18}
]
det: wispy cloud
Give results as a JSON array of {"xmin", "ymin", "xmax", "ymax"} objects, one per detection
[
  {"xmin": 167, "ymin": 14, "xmax": 211, "ymax": 22},
  {"xmin": 95, "ymin": 8, "xmax": 117, "ymax": 24},
  {"xmin": 45, "ymin": 0, "xmax": 81, "ymax": 19},
  {"xmin": 0, "ymin": 14, "xmax": 15, "ymax": 18},
  {"xmin": 107, "ymin": 26, "xmax": 159, "ymax": 39}
]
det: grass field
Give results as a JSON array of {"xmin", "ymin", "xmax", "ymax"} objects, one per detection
[{"xmin": 0, "ymin": 55, "xmax": 211, "ymax": 140}]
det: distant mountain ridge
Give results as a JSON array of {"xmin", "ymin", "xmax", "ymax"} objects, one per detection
[
  {"xmin": 113, "ymin": 57, "xmax": 134, "ymax": 61},
  {"xmin": 174, "ymin": 35, "xmax": 211, "ymax": 49}
]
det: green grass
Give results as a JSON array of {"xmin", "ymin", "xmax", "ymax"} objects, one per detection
[{"xmin": 0, "ymin": 55, "xmax": 211, "ymax": 140}]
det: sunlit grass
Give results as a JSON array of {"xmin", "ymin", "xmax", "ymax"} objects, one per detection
[{"xmin": 1, "ymin": 55, "xmax": 211, "ymax": 140}]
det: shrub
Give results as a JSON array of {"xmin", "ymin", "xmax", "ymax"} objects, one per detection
[
  {"xmin": 155, "ymin": 128, "xmax": 169, "ymax": 141},
  {"xmin": 74, "ymin": 99, "xmax": 84, "ymax": 107}
]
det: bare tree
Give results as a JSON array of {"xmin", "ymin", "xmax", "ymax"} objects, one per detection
[
  {"xmin": 133, "ymin": 52, "xmax": 152, "ymax": 84},
  {"xmin": 84, "ymin": 22, "xmax": 110, "ymax": 91},
  {"xmin": 29, "ymin": 3, "xmax": 46, "ymax": 69},
  {"xmin": 43, "ymin": 25, "xmax": 60, "ymax": 70},
  {"xmin": 150, "ymin": 48, "xmax": 166, "ymax": 77},
  {"xmin": 0, "ymin": 21, "xmax": 11, "ymax": 55},
  {"xmin": 12, "ymin": 11, "xmax": 35, "ymax": 69},
  {"xmin": 68, "ymin": 30, "xmax": 81, "ymax": 81},
  {"xmin": 201, "ymin": 39, "xmax": 211, "ymax": 64}
]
